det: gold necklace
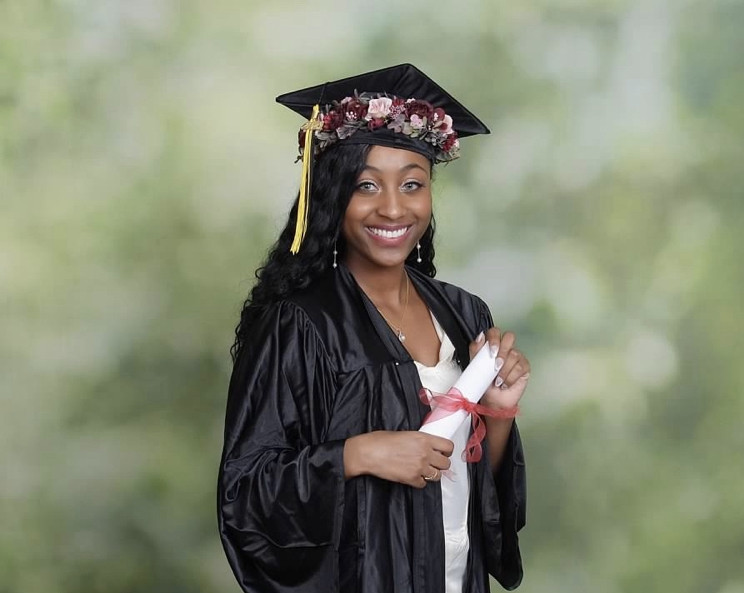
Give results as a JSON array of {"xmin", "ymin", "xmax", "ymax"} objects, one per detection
[{"xmin": 375, "ymin": 274, "xmax": 410, "ymax": 342}]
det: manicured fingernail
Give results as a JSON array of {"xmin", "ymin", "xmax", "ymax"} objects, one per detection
[
  {"xmin": 476, "ymin": 332, "xmax": 485, "ymax": 344},
  {"xmin": 495, "ymin": 357, "xmax": 504, "ymax": 371},
  {"xmin": 489, "ymin": 343, "xmax": 499, "ymax": 357},
  {"xmin": 494, "ymin": 376, "xmax": 504, "ymax": 387}
]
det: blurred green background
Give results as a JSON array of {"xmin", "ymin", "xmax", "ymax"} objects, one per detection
[{"xmin": 2, "ymin": 0, "xmax": 743, "ymax": 591}]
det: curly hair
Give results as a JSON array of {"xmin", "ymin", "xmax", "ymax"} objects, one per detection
[{"xmin": 231, "ymin": 143, "xmax": 438, "ymax": 360}]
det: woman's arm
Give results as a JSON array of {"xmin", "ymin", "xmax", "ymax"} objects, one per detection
[
  {"xmin": 468, "ymin": 329, "xmax": 530, "ymax": 473},
  {"xmin": 467, "ymin": 308, "xmax": 528, "ymax": 589},
  {"xmin": 218, "ymin": 302, "xmax": 345, "ymax": 593},
  {"xmin": 484, "ymin": 417, "xmax": 516, "ymax": 473},
  {"xmin": 343, "ymin": 430, "xmax": 454, "ymax": 487}
]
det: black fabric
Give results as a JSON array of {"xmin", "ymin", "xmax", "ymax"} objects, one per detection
[
  {"xmin": 275, "ymin": 63, "xmax": 490, "ymax": 138},
  {"xmin": 218, "ymin": 265, "xmax": 526, "ymax": 593},
  {"xmin": 339, "ymin": 128, "xmax": 438, "ymax": 161}
]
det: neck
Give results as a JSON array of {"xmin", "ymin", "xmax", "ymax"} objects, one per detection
[{"xmin": 345, "ymin": 260, "xmax": 408, "ymax": 307}]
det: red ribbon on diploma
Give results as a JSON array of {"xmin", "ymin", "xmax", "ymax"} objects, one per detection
[{"xmin": 419, "ymin": 387, "xmax": 519, "ymax": 463}]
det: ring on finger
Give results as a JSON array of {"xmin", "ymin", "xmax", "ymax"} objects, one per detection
[{"xmin": 423, "ymin": 469, "xmax": 439, "ymax": 481}]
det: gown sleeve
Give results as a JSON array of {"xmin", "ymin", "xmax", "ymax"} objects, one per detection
[
  {"xmin": 474, "ymin": 296, "xmax": 527, "ymax": 590},
  {"xmin": 217, "ymin": 301, "xmax": 345, "ymax": 593}
]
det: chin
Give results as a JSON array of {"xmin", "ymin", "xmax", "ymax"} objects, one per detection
[
  {"xmin": 371, "ymin": 252, "xmax": 413, "ymax": 268},
  {"xmin": 346, "ymin": 249, "xmax": 410, "ymax": 271}
]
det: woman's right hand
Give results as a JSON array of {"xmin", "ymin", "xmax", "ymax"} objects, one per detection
[{"xmin": 343, "ymin": 431, "xmax": 454, "ymax": 488}]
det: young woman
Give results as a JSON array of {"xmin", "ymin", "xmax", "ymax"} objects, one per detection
[{"xmin": 218, "ymin": 64, "xmax": 530, "ymax": 593}]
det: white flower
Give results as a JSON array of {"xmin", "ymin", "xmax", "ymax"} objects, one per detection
[{"xmin": 367, "ymin": 97, "xmax": 393, "ymax": 120}]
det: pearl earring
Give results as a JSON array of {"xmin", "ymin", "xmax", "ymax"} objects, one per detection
[
  {"xmin": 332, "ymin": 241, "xmax": 338, "ymax": 269},
  {"xmin": 416, "ymin": 242, "xmax": 422, "ymax": 263}
]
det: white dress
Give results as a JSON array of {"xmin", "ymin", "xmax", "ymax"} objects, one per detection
[{"xmin": 414, "ymin": 314, "xmax": 470, "ymax": 593}]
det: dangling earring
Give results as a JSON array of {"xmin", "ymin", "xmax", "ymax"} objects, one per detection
[
  {"xmin": 416, "ymin": 242, "xmax": 422, "ymax": 263},
  {"xmin": 332, "ymin": 241, "xmax": 338, "ymax": 269}
]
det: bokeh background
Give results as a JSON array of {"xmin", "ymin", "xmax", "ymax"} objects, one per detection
[{"xmin": 2, "ymin": 0, "xmax": 743, "ymax": 591}]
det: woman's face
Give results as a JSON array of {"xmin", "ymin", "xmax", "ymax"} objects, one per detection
[{"xmin": 341, "ymin": 145, "xmax": 432, "ymax": 272}]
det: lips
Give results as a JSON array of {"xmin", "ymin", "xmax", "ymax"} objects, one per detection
[{"xmin": 366, "ymin": 225, "xmax": 411, "ymax": 239}]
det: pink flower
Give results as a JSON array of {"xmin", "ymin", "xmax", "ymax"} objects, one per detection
[
  {"xmin": 439, "ymin": 114, "xmax": 453, "ymax": 134},
  {"xmin": 368, "ymin": 118, "xmax": 386, "ymax": 131},
  {"xmin": 409, "ymin": 114, "xmax": 425, "ymax": 130},
  {"xmin": 367, "ymin": 97, "xmax": 393, "ymax": 120}
]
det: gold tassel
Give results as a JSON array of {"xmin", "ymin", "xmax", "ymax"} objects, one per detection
[{"xmin": 290, "ymin": 104, "xmax": 322, "ymax": 254}]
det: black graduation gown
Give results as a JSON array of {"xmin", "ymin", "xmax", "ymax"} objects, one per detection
[{"xmin": 218, "ymin": 265, "xmax": 526, "ymax": 593}]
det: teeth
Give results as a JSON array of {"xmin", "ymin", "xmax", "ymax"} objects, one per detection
[{"xmin": 369, "ymin": 227, "xmax": 408, "ymax": 239}]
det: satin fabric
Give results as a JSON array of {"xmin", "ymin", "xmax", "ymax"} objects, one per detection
[{"xmin": 218, "ymin": 265, "xmax": 526, "ymax": 593}]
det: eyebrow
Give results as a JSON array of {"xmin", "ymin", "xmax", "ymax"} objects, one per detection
[{"xmin": 361, "ymin": 163, "xmax": 429, "ymax": 174}]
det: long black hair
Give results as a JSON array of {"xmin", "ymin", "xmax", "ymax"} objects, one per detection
[{"xmin": 231, "ymin": 143, "xmax": 438, "ymax": 360}]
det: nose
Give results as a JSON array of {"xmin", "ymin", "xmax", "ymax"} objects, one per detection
[{"xmin": 376, "ymin": 187, "xmax": 404, "ymax": 219}]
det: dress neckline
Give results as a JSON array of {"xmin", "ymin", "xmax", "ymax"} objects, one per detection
[{"xmin": 413, "ymin": 312, "xmax": 456, "ymax": 370}]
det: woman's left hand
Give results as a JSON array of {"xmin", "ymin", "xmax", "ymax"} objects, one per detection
[{"xmin": 469, "ymin": 327, "xmax": 530, "ymax": 411}]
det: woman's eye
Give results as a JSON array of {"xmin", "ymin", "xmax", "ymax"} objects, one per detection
[
  {"xmin": 356, "ymin": 181, "xmax": 378, "ymax": 192},
  {"xmin": 402, "ymin": 180, "xmax": 424, "ymax": 191}
]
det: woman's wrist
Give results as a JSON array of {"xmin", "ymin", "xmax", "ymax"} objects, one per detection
[
  {"xmin": 480, "ymin": 390, "xmax": 520, "ymax": 415},
  {"xmin": 343, "ymin": 434, "xmax": 369, "ymax": 479},
  {"xmin": 481, "ymin": 399, "xmax": 520, "ymax": 418}
]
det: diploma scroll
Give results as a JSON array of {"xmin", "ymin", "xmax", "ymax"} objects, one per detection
[{"xmin": 418, "ymin": 343, "xmax": 498, "ymax": 439}]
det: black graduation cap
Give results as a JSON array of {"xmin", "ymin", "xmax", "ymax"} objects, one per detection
[
  {"xmin": 276, "ymin": 63, "xmax": 490, "ymax": 138},
  {"xmin": 277, "ymin": 64, "xmax": 489, "ymax": 254}
]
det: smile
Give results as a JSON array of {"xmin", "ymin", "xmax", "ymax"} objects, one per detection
[{"xmin": 367, "ymin": 226, "xmax": 411, "ymax": 239}]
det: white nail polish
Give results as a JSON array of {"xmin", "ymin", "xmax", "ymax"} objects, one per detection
[
  {"xmin": 495, "ymin": 357, "xmax": 504, "ymax": 371},
  {"xmin": 489, "ymin": 343, "xmax": 499, "ymax": 358}
]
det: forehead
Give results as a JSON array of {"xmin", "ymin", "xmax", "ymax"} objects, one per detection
[{"xmin": 363, "ymin": 145, "xmax": 432, "ymax": 173}]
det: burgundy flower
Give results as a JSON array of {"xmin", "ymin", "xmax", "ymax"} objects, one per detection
[
  {"xmin": 367, "ymin": 118, "xmax": 386, "ymax": 131},
  {"xmin": 323, "ymin": 109, "xmax": 344, "ymax": 131},
  {"xmin": 389, "ymin": 97, "xmax": 406, "ymax": 117},
  {"xmin": 405, "ymin": 99, "xmax": 434, "ymax": 122},
  {"xmin": 442, "ymin": 133, "xmax": 458, "ymax": 152},
  {"xmin": 432, "ymin": 107, "xmax": 446, "ymax": 124},
  {"xmin": 344, "ymin": 98, "xmax": 368, "ymax": 122}
]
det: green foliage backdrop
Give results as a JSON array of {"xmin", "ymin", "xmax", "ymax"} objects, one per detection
[{"xmin": 2, "ymin": 1, "xmax": 742, "ymax": 591}]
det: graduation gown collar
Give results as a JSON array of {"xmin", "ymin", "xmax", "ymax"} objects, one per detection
[{"xmin": 336, "ymin": 263, "xmax": 473, "ymax": 371}]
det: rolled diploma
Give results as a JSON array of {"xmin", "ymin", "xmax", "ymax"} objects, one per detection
[{"xmin": 419, "ymin": 343, "xmax": 497, "ymax": 439}]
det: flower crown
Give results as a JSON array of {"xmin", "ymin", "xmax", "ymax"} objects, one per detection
[{"xmin": 298, "ymin": 93, "xmax": 460, "ymax": 163}]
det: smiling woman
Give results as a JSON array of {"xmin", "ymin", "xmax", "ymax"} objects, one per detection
[
  {"xmin": 342, "ymin": 147, "xmax": 432, "ymax": 273},
  {"xmin": 217, "ymin": 64, "xmax": 530, "ymax": 593}
]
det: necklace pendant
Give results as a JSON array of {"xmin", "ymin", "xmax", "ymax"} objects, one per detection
[{"xmin": 398, "ymin": 330, "xmax": 406, "ymax": 342}]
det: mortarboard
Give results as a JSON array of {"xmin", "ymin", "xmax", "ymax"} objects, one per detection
[{"xmin": 275, "ymin": 63, "xmax": 490, "ymax": 253}]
